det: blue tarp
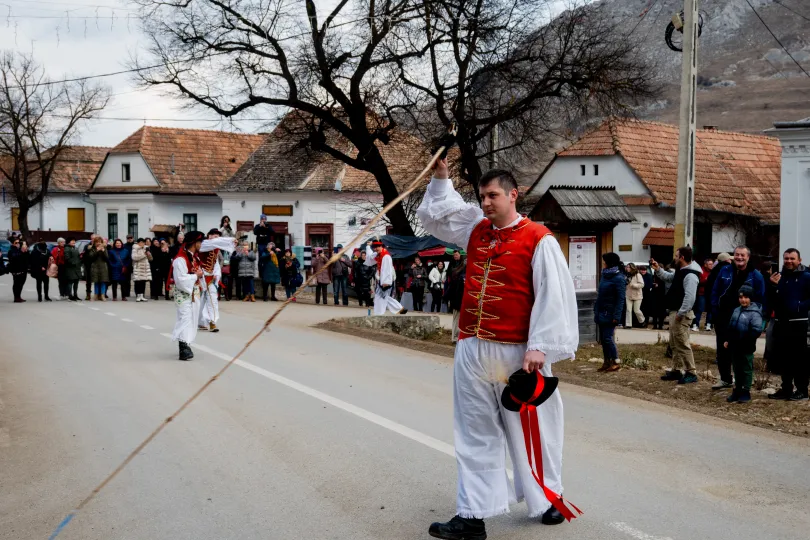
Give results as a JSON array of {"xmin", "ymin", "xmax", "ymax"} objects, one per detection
[{"xmin": 363, "ymin": 234, "xmax": 462, "ymax": 259}]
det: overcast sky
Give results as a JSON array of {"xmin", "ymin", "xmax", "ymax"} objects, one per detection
[{"xmin": 0, "ymin": 0, "xmax": 576, "ymax": 148}]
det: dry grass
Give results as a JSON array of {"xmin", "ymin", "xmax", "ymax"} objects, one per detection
[{"xmin": 318, "ymin": 318, "xmax": 810, "ymax": 438}]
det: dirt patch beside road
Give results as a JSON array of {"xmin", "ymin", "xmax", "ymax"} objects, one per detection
[{"xmin": 317, "ymin": 319, "xmax": 810, "ymax": 438}]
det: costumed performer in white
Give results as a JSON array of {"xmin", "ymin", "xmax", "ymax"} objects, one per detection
[
  {"xmin": 416, "ymin": 158, "xmax": 579, "ymax": 539},
  {"xmin": 364, "ymin": 240, "xmax": 408, "ymax": 316},
  {"xmin": 198, "ymin": 228, "xmax": 236, "ymax": 333}
]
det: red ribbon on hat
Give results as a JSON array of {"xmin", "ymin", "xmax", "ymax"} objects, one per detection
[{"xmin": 510, "ymin": 371, "xmax": 583, "ymax": 522}]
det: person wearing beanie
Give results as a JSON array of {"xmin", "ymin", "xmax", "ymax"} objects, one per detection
[
  {"xmin": 253, "ymin": 214, "xmax": 274, "ymax": 256},
  {"xmin": 710, "ymin": 246, "xmax": 766, "ymax": 390},
  {"xmin": 723, "ymin": 285, "xmax": 764, "ymax": 403},
  {"xmin": 594, "ymin": 252, "xmax": 626, "ymax": 372}
]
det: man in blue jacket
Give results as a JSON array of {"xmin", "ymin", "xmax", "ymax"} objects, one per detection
[
  {"xmin": 767, "ymin": 248, "xmax": 810, "ymax": 401},
  {"xmin": 711, "ymin": 245, "xmax": 766, "ymax": 390}
]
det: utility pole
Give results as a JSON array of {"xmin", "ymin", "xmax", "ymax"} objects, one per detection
[
  {"xmin": 673, "ymin": 0, "xmax": 699, "ymax": 256},
  {"xmin": 488, "ymin": 123, "xmax": 499, "ymax": 170}
]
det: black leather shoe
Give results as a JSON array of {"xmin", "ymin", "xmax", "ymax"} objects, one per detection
[
  {"xmin": 428, "ymin": 515, "xmax": 486, "ymax": 540},
  {"xmin": 541, "ymin": 506, "xmax": 565, "ymax": 525},
  {"xmin": 179, "ymin": 342, "xmax": 194, "ymax": 361}
]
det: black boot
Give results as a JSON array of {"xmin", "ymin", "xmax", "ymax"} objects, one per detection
[
  {"xmin": 541, "ymin": 505, "xmax": 565, "ymax": 525},
  {"xmin": 428, "ymin": 515, "xmax": 486, "ymax": 540},
  {"xmin": 178, "ymin": 342, "xmax": 194, "ymax": 361}
]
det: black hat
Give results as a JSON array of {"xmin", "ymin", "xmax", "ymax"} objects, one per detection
[
  {"xmin": 738, "ymin": 284, "xmax": 754, "ymax": 298},
  {"xmin": 371, "ymin": 240, "xmax": 384, "ymax": 248},
  {"xmin": 207, "ymin": 228, "xmax": 221, "ymax": 237},
  {"xmin": 183, "ymin": 231, "xmax": 204, "ymax": 245},
  {"xmin": 501, "ymin": 369, "xmax": 559, "ymax": 412}
]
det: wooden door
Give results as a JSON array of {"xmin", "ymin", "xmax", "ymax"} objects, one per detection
[{"xmin": 67, "ymin": 208, "xmax": 85, "ymax": 231}]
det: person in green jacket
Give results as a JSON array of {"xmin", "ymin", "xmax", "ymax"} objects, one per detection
[
  {"xmin": 258, "ymin": 243, "xmax": 281, "ymax": 301},
  {"xmin": 64, "ymin": 237, "xmax": 84, "ymax": 301}
]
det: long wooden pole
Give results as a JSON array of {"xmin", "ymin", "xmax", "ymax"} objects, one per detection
[{"xmin": 48, "ymin": 139, "xmax": 454, "ymax": 539}]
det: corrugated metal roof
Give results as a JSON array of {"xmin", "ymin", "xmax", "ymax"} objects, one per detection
[{"xmin": 545, "ymin": 187, "xmax": 636, "ymax": 223}]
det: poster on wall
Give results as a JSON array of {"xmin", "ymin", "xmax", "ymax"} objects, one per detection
[{"xmin": 568, "ymin": 236, "xmax": 597, "ymax": 291}]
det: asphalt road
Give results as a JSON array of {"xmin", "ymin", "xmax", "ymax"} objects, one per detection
[{"xmin": 1, "ymin": 275, "xmax": 809, "ymax": 540}]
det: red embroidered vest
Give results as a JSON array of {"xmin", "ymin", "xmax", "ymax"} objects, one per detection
[
  {"xmin": 199, "ymin": 249, "xmax": 219, "ymax": 285},
  {"xmin": 458, "ymin": 218, "xmax": 552, "ymax": 344}
]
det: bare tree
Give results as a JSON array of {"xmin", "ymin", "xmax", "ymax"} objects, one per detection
[
  {"xmin": 397, "ymin": 0, "xmax": 657, "ymax": 187},
  {"xmin": 133, "ymin": 0, "xmax": 431, "ymax": 235},
  {"xmin": 0, "ymin": 52, "xmax": 110, "ymax": 238}
]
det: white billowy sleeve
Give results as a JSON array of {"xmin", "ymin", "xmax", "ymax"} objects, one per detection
[
  {"xmin": 364, "ymin": 245, "xmax": 378, "ymax": 266},
  {"xmin": 172, "ymin": 257, "xmax": 198, "ymax": 294},
  {"xmin": 380, "ymin": 254, "xmax": 396, "ymax": 287},
  {"xmin": 213, "ymin": 260, "xmax": 222, "ymax": 283},
  {"xmin": 201, "ymin": 237, "xmax": 237, "ymax": 254},
  {"xmin": 528, "ymin": 235, "xmax": 579, "ymax": 363},
  {"xmin": 416, "ymin": 177, "xmax": 484, "ymax": 250}
]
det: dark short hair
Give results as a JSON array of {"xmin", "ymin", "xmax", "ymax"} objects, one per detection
[
  {"xmin": 478, "ymin": 169, "xmax": 518, "ymax": 195},
  {"xmin": 676, "ymin": 246, "xmax": 693, "ymax": 262},
  {"xmin": 67, "ymin": 237, "xmax": 76, "ymax": 243},
  {"xmin": 785, "ymin": 248, "xmax": 801, "ymax": 258},
  {"xmin": 602, "ymin": 252, "xmax": 621, "ymax": 268},
  {"xmin": 137, "ymin": 237, "xmax": 145, "ymax": 243}
]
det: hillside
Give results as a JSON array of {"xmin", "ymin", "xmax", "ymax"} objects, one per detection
[{"xmin": 606, "ymin": 0, "xmax": 810, "ymax": 132}]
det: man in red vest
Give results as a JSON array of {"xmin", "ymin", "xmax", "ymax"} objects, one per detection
[{"xmin": 417, "ymin": 158, "xmax": 579, "ymax": 539}]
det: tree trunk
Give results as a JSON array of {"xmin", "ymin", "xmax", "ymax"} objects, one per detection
[
  {"xmin": 16, "ymin": 203, "xmax": 31, "ymax": 241},
  {"xmin": 365, "ymin": 146, "xmax": 416, "ymax": 236},
  {"xmin": 460, "ymin": 139, "xmax": 484, "ymax": 203}
]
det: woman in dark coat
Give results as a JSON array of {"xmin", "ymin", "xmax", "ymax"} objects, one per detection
[
  {"xmin": 149, "ymin": 239, "xmax": 170, "ymax": 300},
  {"xmin": 9, "ymin": 239, "xmax": 30, "ymax": 303},
  {"xmin": 29, "ymin": 241, "xmax": 52, "ymax": 302},
  {"xmin": 108, "ymin": 239, "xmax": 128, "ymax": 301},
  {"xmin": 64, "ymin": 238, "xmax": 83, "ymax": 301},
  {"xmin": 594, "ymin": 252, "xmax": 626, "ymax": 372}
]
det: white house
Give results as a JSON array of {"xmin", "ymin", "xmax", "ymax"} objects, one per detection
[
  {"xmin": 1, "ymin": 146, "xmax": 108, "ymax": 235},
  {"xmin": 527, "ymin": 118, "xmax": 782, "ymax": 262},
  {"xmin": 87, "ymin": 126, "xmax": 265, "ymax": 240},
  {"xmin": 765, "ymin": 119, "xmax": 810, "ymax": 260},
  {"xmin": 217, "ymin": 114, "xmax": 458, "ymax": 253}
]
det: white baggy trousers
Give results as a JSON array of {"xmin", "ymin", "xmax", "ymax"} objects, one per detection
[
  {"xmin": 199, "ymin": 281, "xmax": 219, "ymax": 326},
  {"xmin": 454, "ymin": 336, "xmax": 564, "ymax": 519}
]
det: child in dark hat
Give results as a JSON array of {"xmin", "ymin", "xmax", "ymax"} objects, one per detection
[{"xmin": 722, "ymin": 284, "xmax": 763, "ymax": 403}]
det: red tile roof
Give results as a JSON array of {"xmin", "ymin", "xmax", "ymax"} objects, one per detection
[
  {"xmin": 642, "ymin": 227, "xmax": 675, "ymax": 246},
  {"xmin": 221, "ymin": 112, "xmax": 461, "ymax": 193},
  {"xmin": 556, "ymin": 119, "xmax": 782, "ymax": 223},
  {"xmin": 1, "ymin": 146, "xmax": 110, "ymax": 194},
  {"xmin": 93, "ymin": 126, "xmax": 266, "ymax": 194}
]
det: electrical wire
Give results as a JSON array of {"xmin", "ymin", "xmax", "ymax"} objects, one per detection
[{"xmin": 743, "ymin": 0, "xmax": 810, "ymax": 79}]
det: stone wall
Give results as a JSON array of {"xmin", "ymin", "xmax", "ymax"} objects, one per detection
[{"xmin": 341, "ymin": 315, "xmax": 441, "ymax": 340}]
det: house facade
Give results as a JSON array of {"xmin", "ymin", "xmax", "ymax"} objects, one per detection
[
  {"xmin": 87, "ymin": 126, "xmax": 265, "ymax": 240},
  {"xmin": 1, "ymin": 146, "xmax": 109, "ymax": 235},
  {"xmin": 527, "ymin": 119, "xmax": 781, "ymax": 264},
  {"xmin": 766, "ymin": 119, "xmax": 810, "ymax": 260},
  {"xmin": 217, "ymin": 113, "xmax": 456, "ymax": 254}
]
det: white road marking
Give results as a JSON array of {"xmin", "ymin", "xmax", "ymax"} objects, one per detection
[
  {"xmin": 89, "ymin": 307, "xmax": 100, "ymax": 311},
  {"xmin": 611, "ymin": 522, "xmax": 674, "ymax": 540},
  {"xmin": 160, "ymin": 334, "xmax": 456, "ymax": 458},
  {"xmin": 104, "ymin": 312, "xmax": 116, "ymax": 317},
  {"xmin": 141, "ymin": 325, "xmax": 155, "ymax": 330},
  {"xmin": 121, "ymin": 318, "xmax": 134, "ymax": 323}
]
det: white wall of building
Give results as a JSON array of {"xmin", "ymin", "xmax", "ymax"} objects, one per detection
[
  {"xmin": 529, "ymin": 155, "xmax": 650, "ymax": 198},
  {"xmin": 152, "ymin": 196, "xmax": 222, "ymax": 234},
  {"xmin": 611, "ymin": 205, "xmax": 674, "ymax": 263},
  {"xmin": 93, "ymin": 153, "xmax": 158, "ymax": 188},
  {"xmin": 771, "ymin": 127, "xmax": 810, "ymax": 260},
  {"xmin": 219, "ymin": 191, "xmax": 388, "ymax": 249},
  {"xmin": 2, "ymin": 193, "xmax": 94, "ymax": 233},
  {"xmin": 711, "ymin": 223, "xmax": 744, "ymax": 254},
  {"xmin": 91, "ymin": 194, "xmax": 155, "ymax": 240}
]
